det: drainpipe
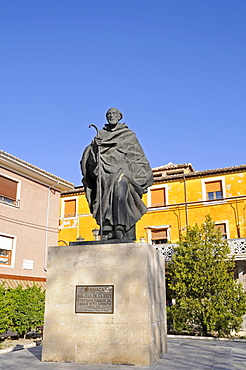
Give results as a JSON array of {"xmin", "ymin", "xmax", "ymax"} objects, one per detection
[
  {"xmin": 44, "ymin": 180, "xmax": 60, "ymax": 272},
  {"xmin": 183, "ymin": 175, "xmax": 189, "ymax": 228},
  {"xmin": 173, "ymin": 206, "xmax": 181, "ymax": 241},
  {"xmin": 243, "ymin": 204, "xmax": 246, "ymax": 238},
  {"xmin": 77, "ymin": 212, "xmax": 80, "ymax": 239},
  {"xmin": 230, "ymin": 200, "xmax": 241, "ymax": 238}
]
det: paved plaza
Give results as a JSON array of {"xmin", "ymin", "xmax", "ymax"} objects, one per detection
[{"xmin": 0, "ymin": 338, "xmax": 246, "ymax": 370}]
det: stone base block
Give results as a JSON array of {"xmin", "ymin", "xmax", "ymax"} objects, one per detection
[{"xmin": 42, "ymin": 242, "xmax": 167, "ymax": 366}]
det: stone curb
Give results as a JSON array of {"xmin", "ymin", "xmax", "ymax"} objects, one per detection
[
  {"xmin": 1, "ymin": 336, "xmax": 245, "ymax": 356},
  {"xmin": 167, "ymin": 334, "xmax": 246, "ymax": 342},
  {"xmin": 0, "ymin": 341, "xmax": 38, "ymax": 355}
]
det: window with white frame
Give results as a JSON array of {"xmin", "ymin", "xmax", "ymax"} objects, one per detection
[
  {"xmin": 148, "ymin": 185, "xmax": 168, "ymax": 208},
  {"xmin": 215, "ymin": 222, "xmax": 228, "ymax": 239},
  {"xmin": 0, "ymin": 234, "xmax": 14, "ymax": 265},
  {"xmin": 206, "ymin": 180, "xmax": 223, "ymax": 200},
  {"xmin": 0, "ymin": 175, "xmax": 20, "ymax": 206},
  {"xmin": 202, "ymin": 177, "xmax": 225, "ymax": 202},
  {"xmin": 63, "ymin": 198, "xmax": 77, "ymax": 218},
  {"xmin": 146, "ymin": 226, "xmax": 170, "ymax": 245}
]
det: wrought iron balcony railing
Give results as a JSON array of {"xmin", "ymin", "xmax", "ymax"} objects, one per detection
[
  {"xmin": 155, "ymin": 238, "xmax": 246, "ymax": 262},
  {"xmin": 227, "ymin": 238, "xmax": 246, "ymax": 260},
  {"xmin": 154, "ymin": 244, "xmax": 176, "ymax": 261}
]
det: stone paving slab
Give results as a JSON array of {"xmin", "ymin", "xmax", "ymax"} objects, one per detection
[{"xmin": 0, "ymin": 338, "xmax": 246, "ymax": 369}]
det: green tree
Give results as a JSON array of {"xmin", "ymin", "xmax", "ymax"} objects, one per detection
[
  {"xmin": 9, "ymin": 285, "xmax": 45, "ymax": 335},
  {"xmin": 168, "ymin": 215, "xmax": 246, "ymax": 337},
  {"xmin": 0, "ymin": 284, "xmax": 15, "ymax": 332},
  {"xmin": 0, "ymin": 285, "xmax": 45, "ymax": 335},
  {"xmin": 0, "ymin": 284, "xmax": 6, "ymax": 331}
]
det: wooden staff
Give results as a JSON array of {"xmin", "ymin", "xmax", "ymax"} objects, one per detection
[{"xmin": 89, "ymin": 124, "xmax": 103, "ymax": 239}]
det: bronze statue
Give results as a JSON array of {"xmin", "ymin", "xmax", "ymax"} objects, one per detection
[{"xmin": 81, "ymin": 108, "xmax": 153, "ymax": 240}]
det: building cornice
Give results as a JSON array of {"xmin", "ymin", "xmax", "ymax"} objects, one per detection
[
  {"xmin": 61, "ymin": 186, "xmax": 84, "ymax": 196},
  {"xmin": 0, "ymin": 150, "xmax": 74, "ymax": 192}
]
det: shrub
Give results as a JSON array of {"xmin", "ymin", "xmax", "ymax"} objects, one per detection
[{"xmin": 0, "ymin": 284, "xmax": 45, "ymax": 336}]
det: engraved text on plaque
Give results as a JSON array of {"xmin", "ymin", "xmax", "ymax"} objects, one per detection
[{"xmin": 75, "ymin": 285, "xmax": 114, "ymax": 313}]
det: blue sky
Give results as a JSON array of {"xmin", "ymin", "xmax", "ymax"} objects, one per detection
[{"xmin": 1, "ymin": 0, "xmax": 246, "ymax": 185}]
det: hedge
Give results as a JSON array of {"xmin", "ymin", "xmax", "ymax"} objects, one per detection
[{"xmin": 0, "ymin": 284, "xmax": 45, "ymax": 336}]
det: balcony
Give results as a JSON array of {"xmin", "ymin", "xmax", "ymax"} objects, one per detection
[
  {"xmin": 154, "ymin": 244, "xmax": 176, "ymax": 262},
  {"xmin": 227, "ymin": 238, "xmax": 246, "ymax": 260},
  {"xmin": 155, "ymin": 238, "xmax": 246, "ymax": 262}
]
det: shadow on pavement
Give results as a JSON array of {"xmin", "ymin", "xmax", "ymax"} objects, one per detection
[
  {"xmin": 13, "ymin": 344, "xmax": 24, "ymax": 351},
  {"xmin": 27, "ymin": 345, "xmax": 42, "ymax": 361}
]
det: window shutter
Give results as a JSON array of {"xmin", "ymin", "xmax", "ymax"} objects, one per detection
[
  {"xmin": 152, "ymin": 229, "xmax": 167, "ymax": 240},
  {"xmin": 205, "ymin": 180, "xmax": 223, "ymax": 200},
  {"xmin": 206, "ymin": 181, "xmax": 222, "ymax": 193},
  {"xmin": 64, "ymin": 199, "xmax": 76, "ymax": 217},
  {"xmin": 0, "ymin": 235, "xmax": 13, "ymax": 251},
  {"xmin": 0, "ymin": 176, "xmax": 18, "ymax": 200},
  {"xmin": 151, "ymin": 188, "xmax": 165, "ymax": 207}
]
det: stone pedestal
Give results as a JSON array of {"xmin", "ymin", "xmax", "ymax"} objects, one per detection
[{"xmin": 42, "ymin": 242, "xmax": 167, "ymax": 366}]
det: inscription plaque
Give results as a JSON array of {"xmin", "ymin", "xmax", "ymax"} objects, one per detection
[{"xmin": 75, "ymin": 285, "xmax": 114, "ymax": 314}]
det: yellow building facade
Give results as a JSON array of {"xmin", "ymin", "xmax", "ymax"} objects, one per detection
[
  {"xmin": 59, "ymin": 162, "xmax": 246, "ymax": 289},
  {"xmin": 59, "ymin": 162, "xmax": 246, "ymax": 332},
  {"xmin": 138, "ymin": 163, "xmax": 246, "ymax": 245},
  {"xmin": 59, "ymin": 162, "xmax": 246, "ymax": 245}
]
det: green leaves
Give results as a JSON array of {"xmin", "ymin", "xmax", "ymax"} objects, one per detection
[
  {"xmin": 0, "ymin": 284, "xmax": 45, "ymax": 335},
  {"xmin": 168, "ymin": 215, "xmax": 246, "ymax": 337}
]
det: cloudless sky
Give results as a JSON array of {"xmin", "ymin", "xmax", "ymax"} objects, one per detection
[{"xmin": 1, "ymin": 0, "xmax": 246, "ymax": 185}]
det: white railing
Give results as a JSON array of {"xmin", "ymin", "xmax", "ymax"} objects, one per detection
[
  {"xmin": 154, "ymin": 244, "xmax": 176, "ymax": 261},
  {"xmin": 227, "ymin": 238, "xmax": 246, "ymax": 259},
  {"xmin": 155, "ymin": 238, "xmax": 246, "ymax": 261}
]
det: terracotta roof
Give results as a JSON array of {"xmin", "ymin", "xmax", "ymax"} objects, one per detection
[
  {"xmin": 152, "ymin": 162, "xmax": 195, "ymax": 172},
  {"xmin": 61, "ymin": 185, "xmax": 84, "ymax": 196},
  {"xmin": 61, "ymin": 163, "xmax": 246, "ymax": 194},
  {"xmin": 0, "ymin": 150, "xmax": 74, "ymax": 191},
  {"xmin": 153, "ymin": 164, "xmax": 246, "ymax": 183}
]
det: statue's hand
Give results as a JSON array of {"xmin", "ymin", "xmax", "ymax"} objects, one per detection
[
  {"xmin": 91, "ymin": 137, "xmax": 102, "ymax": 155},
  {"xmin": 94, "ymin": 137, "xmax": 102, "ymax": 146}
]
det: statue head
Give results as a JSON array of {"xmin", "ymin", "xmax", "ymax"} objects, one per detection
[{"xmin": 106, "ymin": 108, "xmax": 123, "ymax": 125}]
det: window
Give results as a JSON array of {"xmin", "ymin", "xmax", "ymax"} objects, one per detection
[
  {"xmin": 215, "ymin": 223, "xmax": 227, "ymax": 239},
  {"xmin": 0, "ymin": 235, "xmax": 13, "ymax": 265},
  {"xmin": 151, "ymin": 229, "xmax": 168, "ymax": 244},
  {"xmin": 166, "ymin": 171, "xmax": 184, "ymax": 176},
  {"xmin": 153, "ymin": 173, "xmax": 163, "ymax": 178},
  {"xmin": 0, "ymin": 175, "xmax": 18, "ymax": 206},
  {"xmin": 150, "ymin": 188, "xmax": 166, "ymax": 207},
  {"xmin": 205, "ymin": 180, "xmax": 223, "ymax": 201},
  {"xmin": 147, "ymin": 185, "xmax": 168, "ymax": 208},
  {"xmin": 63, "ymin": 199, "xmax": 76, "ymax": 218}
]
